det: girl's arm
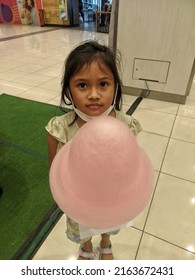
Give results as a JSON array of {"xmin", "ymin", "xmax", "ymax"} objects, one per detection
[{"xmin": 47, "ymin": 133, "xmax": 58, "ymax": 168}]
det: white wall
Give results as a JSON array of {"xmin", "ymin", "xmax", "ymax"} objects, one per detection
[{"xmin": 111, "ymin": 0, "xmax": 195, "ymax": 98}]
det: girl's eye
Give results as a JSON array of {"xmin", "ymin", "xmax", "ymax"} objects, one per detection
[
  {"xmin": 78, "ymin": 83, "xmax": 87, "ymax": 89},
  {"xmin": 100, "ymin": 81, "xmax": 108, "ymax": 87}
]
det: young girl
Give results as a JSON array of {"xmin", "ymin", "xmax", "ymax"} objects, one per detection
[{"xmin": 46, "ymin": 40, "xmax": 142, "ymax": 260}]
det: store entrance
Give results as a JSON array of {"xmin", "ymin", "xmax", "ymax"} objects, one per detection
[{"xmin": 79, "ymin": 0, "xmax": 112, "ymax": 33}]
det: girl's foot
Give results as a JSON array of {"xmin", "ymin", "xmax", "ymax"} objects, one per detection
[
  {"xmin": 99, "ymin": 242, "xmax": 113, "ymax": 260},
  {"xmin": 78, "ymin": 241, "xmax": 93, "ymax": 260}
]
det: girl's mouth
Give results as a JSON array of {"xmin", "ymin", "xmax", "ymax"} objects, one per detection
[{"xmin": 87, "ymin": 104, "xmax": 102, "ymax": 110}]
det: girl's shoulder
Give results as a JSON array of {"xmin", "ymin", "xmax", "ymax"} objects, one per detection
[
  {"xmin": 115, "ymin": 110, "xmax": 142, "ymax": 136},
  {"xmin": 47, "ymin": 111, "xmax": 75, "ymax": 125},
  {"xmin": 45, "ymin": 111, "xmax": 78, "ymax": 143}
]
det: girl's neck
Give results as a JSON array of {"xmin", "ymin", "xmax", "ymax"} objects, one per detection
[{"xmin": 76, "ymin": 117, "xmax": 86, "ymax": 128}]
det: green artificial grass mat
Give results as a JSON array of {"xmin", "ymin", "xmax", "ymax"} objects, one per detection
[{"xmin": 0, "ymin": 94, "xmax": 67, "ymax": 259}]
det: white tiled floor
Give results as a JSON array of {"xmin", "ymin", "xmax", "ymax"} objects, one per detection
[{"xmin": 1, "ymin": 24, "xmax": 195, "ymax": 260}]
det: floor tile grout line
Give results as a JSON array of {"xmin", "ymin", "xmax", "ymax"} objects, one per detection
[
  {"xmin": 134, "ymin": 171, "xmax": 161, "ymax": 259},
  {"xmin": 132, "ymin": 228, "xmax": 195, "ymax": 256},
  {"xmin": 141, "ymin": 130, "xmax": 195, "ymax": 146},
  {"xmin": 160, "ymin": 171, "xmax": 195, "ymax": 184},
  {"xmin": 2, "ymin": 75, "xmax": 56, "ymax": 88},
  {"xmin": 0, "ymin": 28, "xmax": 61, "ymax": 42},
  {"xmin": 143, "ymin": 232, "xmax": 195, "ymax": 255}
]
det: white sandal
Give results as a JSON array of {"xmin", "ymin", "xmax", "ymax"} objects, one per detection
[
  {"xmin": 99, "ymin": 243, "xmax": 113, "ymax": 260},
  {"xmin": 78, "ymin": 246, "xmax": 95, "ymax": 260}
]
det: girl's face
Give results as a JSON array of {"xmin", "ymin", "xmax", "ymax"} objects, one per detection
[
  {"xmin": 69, "ymin": 61, "xmax": 115, "ymax": 122},
  {"xmin": 27, "ymin": 0, "xmax": 32, "ymax": 6}
]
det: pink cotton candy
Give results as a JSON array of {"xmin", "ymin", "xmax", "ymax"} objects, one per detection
[{"xmin": 49, "ymin": 116, "xmax": 154, "ymax": 228}]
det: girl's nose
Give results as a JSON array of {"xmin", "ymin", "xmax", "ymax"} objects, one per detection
[{"xmin": 88, "ymin": 87, "xmax": 100, "ymax": 99}]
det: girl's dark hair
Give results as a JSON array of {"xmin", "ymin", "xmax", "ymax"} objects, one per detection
[
  {"xmin": 61, "ymin": 40, "xmax": 123, "ymax": 111},
  {"xmin": 28, "ymin": 0, "xmax": 35, "ymax": 9}
]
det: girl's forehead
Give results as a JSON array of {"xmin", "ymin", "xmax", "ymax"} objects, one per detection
[{"xmin": 76, "ymin": 61, "xmax": 113, "ymax": 76}]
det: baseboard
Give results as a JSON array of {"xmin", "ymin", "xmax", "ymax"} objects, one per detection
[{"xmin": 123, "ymin": 86, "xmax": 187, "ymax": 104}]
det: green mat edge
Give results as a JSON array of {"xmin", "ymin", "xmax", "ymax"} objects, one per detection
[{"xmin": 13, "ymin": 205, "xmax": 63, "ymax": 260}]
